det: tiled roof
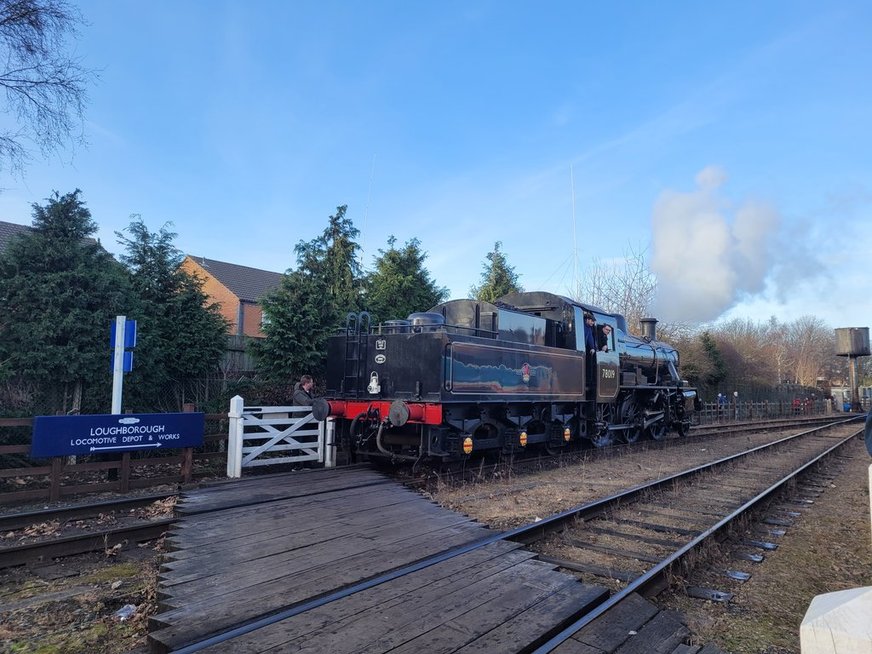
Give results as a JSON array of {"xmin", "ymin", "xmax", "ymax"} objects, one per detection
[
  {"xmin": 0, "ymin": 220, "xmax": 31, "ymax": 251},
  {"xmin": 185, "ymin": 255, "xmax": 283, "ymax": 303},
  {"xmin": 0, "ymin": 220, "xmax": 102, "ymax": 252}
]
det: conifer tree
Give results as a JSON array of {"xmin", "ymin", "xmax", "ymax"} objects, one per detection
[
  {"xmin": 364, "ymin": 236, "xmax": 448, "ymax": 322},
  {"xmin": 698, "ymin": 330, "xmax": 728, "ymax": 390},
  {"xmin": 253, "ymin": 240, "xmax": 335, "ymax": 382},
  {"xmin": 0, "ymin": 190, "xmax": 132, "ymax": 414},
  {"xmin": 321, "ymin": 205, "xmax": 362, "ymax": 314},
  {"xmin": 470, "ymin": 241, "xmax": 522, "ymax": 302},
  {"xmin": 252, "ymin": 205, "xmax": 363, "ymax": 383},
  {"xmin": 115, "ymin": 217, "xmax": 228, "ymax": 410}
]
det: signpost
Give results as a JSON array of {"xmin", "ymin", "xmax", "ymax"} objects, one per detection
[
  {"xmin": 30, "ymin": 412, "xmax": 205, "ymax": 459},
  {"xmin": 28, "ymin": 318, "xmax": 205, "ymax": 491},
  {"xmin": 110, "ymin": 315, "xmax": 137, "ymax": 414}
]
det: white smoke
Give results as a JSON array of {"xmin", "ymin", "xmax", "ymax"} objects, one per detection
[{"xmin": 650, "ymin": 166, "xmax": 782, "ymax": 323}]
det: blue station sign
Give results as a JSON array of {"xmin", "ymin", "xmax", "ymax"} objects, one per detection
[{"xmin": 31, "ymin": 412, "xmax": 205, "ymax": 458}]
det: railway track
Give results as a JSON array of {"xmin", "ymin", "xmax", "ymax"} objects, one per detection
[
  {"xmin": 522, "ymin": 418, "xmax": 863, "ymax": 652},
  {"xmin": 165, "ymin": 416, "xmax": 863, "ymax": 653},
  {"xmin": 0, "ymin": 492, "xmax": 177, "ymax": 569},
  {"xmin": 420, "ymin": 414, "xmax": 846, "ymax": 489},
  {"xmin": 0, "ymin": 491, "xmax": 177, "ymax": 532},
  {"xmin": 690, "ymin": 414, "xmax": 837, "ymax": 437},
  {"xmin": 0, "ymin": 518, "xmax": 174, "ymax": 568}
]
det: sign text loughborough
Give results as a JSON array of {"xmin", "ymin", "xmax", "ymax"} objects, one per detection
[{"xmin": 31, "ymin": 412, "xmax": 205, "ymax": 458}]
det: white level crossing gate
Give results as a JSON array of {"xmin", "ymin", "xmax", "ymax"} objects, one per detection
[{"xmin": 226, "ymin": 395, "xmax": 336, "ymax": 477}]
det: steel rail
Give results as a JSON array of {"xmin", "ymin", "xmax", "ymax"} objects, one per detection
[
  {"xmin": 0, "ymin": 492, "xmax": 177, "ymax": 532},
  {"xmin": 167, "ymin": 416, "xmax": 863, "ymax": 653},
  {"xmin": 0, "ymin": 518, "xmax": 175, "ymax": 568},
  {"xmin": 690, "ymin": 414, "xmax": 839, "ymax": 436},
  {"xmin": 431, "ymin": 415, "xmax": 853, "ymax": 488},
  {"xmin": 507, "ymin": 417, "xmax": 860, "ymax": 545}
]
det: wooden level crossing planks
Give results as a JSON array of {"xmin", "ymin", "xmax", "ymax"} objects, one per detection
[
  {"xmin": 550, "ymin": 592, "xmax": 730, "ymax": 654},
  {"xmin": 154, "ymin": 467, "xmax": 606, "ymax": 652},
  {"xmin": 149, "ymin": 468, "xmax": 720, "ymax": 654},
  {"xmin": 174, "ymin": 466, "xmax": 392, "ymax": 515},
  {"xmin": 193, "ymin": 546, "xmax": 608, "ymax": 653},
  {"xmin": 152, "ymin": 470, "xmax": 494, "ymax": 648},
  {"xmin": 159, "ymin": 511, "xmax": 484, "ymax": 607}
]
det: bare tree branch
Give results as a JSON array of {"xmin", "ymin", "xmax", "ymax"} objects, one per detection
[
  {"xmin": 0, "ymin": 0, "xmax": 91, "ymax": 177},
  {"xmin": 573, "ymin": 243, "xmax": 658, "ymax": 335}
]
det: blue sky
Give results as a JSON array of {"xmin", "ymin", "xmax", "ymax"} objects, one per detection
[{"xmin": 1, "ymin": 1, "xmax": 870, "ymax": 329}]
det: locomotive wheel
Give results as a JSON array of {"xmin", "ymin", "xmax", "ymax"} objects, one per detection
[
  {"xmin": 646, "ymin": 420, "xmax": 668, "ymax": 441},
  {"xmin": 544, "ymin": 423, "xmax": 563, "ymax": 455},
  {"xmin": 618, "ymin": 397, "xmax": 641, "ymax": 444},
  {"xmin": 644, "ymin": 395, "xmax": 668, "ymax": 441},
  {"xmin": 590, "ymin": 404, "xmax": 613, "ymax": 448},
  {"xmin": 544, "ymin": 420, "xmax": 567, "ymax": 456}
]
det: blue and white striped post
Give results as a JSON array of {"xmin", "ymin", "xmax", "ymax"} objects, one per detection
[
  {"xmin": 110, "ymin": 316, "xmax": 136, "ymax": 414},
  {"xmin": 111, "ymin": 315, "xmax": 126, "ymax": 414}
]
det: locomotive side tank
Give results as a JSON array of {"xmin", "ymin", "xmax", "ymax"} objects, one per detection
[{"xmin": 319, "ymin": 291, "xmax": 696, "ymax": 462}]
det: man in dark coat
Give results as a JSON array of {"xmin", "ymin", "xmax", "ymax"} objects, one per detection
[
  {"xmin": 598, "ymin": 323, "xmax": 613, "ymax": 352},
  {"xmin": 583, "ymin": 312, "xmax": 597, "ymax": 389},
  {"xmin": 865, "ymin": 405, "xmax": 872, "ymax": 457},
  {"xmin": 583, "ymin": 312, "xmax": 597, "ymax": 355},
  {"xmin": 292, "ymin": 374, "xmax": 315, "ymax": 406}
]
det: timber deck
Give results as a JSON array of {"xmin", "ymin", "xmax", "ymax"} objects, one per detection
[{"xmin": 148, "ymin": 467, "xmax": 725, "ymax": 654}]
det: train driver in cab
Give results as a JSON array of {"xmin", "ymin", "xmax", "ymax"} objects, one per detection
[
  {"xmin": 598, "ymin": 324, "xmax": 613, "ymax": 352},
  {"xmin": 583, "ymin": 312, "xmax": 597, "ymax": 355}
]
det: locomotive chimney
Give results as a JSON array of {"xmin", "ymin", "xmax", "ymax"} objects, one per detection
[{"xmin": 640, "ymin": 317, "xmax": 658, "ymax": 342}]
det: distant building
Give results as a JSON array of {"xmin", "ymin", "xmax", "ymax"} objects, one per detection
[
  {"xmin": 180, "ymin": 255, "xmax": 283, "ymax": 339},
  {"xmin": 1, "ymin": 218, "xmax": 104, "ymax": 255}
]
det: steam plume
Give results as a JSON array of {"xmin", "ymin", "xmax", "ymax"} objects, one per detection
[{"xmin": 650, "ymin": 166, "xmax": 781, "ymax": 322}]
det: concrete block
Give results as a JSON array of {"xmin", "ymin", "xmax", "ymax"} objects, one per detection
[{"xmin": 800, "ymin": 586, "xmax": 872, "ymax": 653}]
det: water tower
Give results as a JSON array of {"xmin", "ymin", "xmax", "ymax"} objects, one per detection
[{"xmin": 834, "ymin": 327, "xmax": 870, "ymax": 412}]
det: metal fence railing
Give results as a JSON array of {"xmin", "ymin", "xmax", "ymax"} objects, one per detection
[{"xmin": 694, "ymin": 398, "xmax": 869, "ymax": 425}]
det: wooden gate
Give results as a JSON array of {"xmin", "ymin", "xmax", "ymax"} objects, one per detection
[{"xmin": 226, "ymin": 396, "xmax": 336, "ymax": 477}]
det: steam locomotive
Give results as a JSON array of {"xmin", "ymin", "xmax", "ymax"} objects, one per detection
[{"xmin": 314, "ymin": 291, "xmax": 697, "ymax": 463}]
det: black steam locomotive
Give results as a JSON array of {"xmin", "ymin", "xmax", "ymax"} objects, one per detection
[{"xmin": 315, "ymin": 291, "xmax": 697, "ymax": 463}]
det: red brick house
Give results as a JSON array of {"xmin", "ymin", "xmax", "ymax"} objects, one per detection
[{"xmin": 180, "ymin": 255, "xmax": 283, "ymax": 339}]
